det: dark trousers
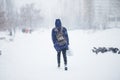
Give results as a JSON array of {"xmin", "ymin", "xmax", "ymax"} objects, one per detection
[{"xmin": 57, "ymin": 49, "xmax": 67, "ymax": 66}]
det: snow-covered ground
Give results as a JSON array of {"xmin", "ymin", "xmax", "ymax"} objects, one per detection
[{"xmin": 0, "ymin": 28, "xmax": 120, "ymax": 80}]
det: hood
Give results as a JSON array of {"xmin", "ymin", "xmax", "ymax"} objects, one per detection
[{"xmin": 55, "ymin": 19, "xmax": 62, "ymax": 28}]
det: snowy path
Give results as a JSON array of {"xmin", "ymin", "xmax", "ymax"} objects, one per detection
[{"xmin": 0, "ymin": 29, "xmax": 120, "ymax": 80}]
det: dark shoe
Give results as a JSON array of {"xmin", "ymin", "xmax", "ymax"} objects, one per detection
[
  {"xmin": 58, "ymin": 64, "xmax": 60, "ymax": 68},
  {"xmin": 65, "ymin": 67, "xmax": 68, "ymax": 71}
]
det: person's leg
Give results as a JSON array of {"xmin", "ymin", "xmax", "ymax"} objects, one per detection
[
  {"xmin": 62, "ymin": 49, "xmax": 68, "ymax": 70},
  {"xmin": 57, "ymin": 51, "xmax": 61, "ymax": 67},
  {"xmin": 62, "ymin": 49, "xmax": 67, "ymax": 65}
]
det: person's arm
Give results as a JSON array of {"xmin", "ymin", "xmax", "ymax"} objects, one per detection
[
  {"xmin": 52, "ymin": 28, "xmax": 56, "ymax": 44},
  {"xmin": 64, "ymin": 28, "xmax": 69, "ymax": 45}
]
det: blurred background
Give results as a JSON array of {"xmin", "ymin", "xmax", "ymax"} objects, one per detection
[{"xmin": 0, "ymin": 0, "xmax": 120, "ymax": 31}]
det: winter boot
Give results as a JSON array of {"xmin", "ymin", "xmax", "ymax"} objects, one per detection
[
  {"xmin": 64, "ymin": 65, "xmax": 68, "ymax": 71},
  {"xmin": 58, "ymin": 64, "xmax": 60, "ymax": 68},
  {"xmin": 65, "ymin": 67, "xmax": 68, "ymax": 71}
]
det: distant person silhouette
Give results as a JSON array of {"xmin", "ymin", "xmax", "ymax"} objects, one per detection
[{"xmin": 51, "ymin": 19, "xmax": 69, "ymax": 70}]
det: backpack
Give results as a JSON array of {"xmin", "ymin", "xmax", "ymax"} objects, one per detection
[{"xmin": 55, "ymin": 27, "xmax": 67, "ymax": 46}]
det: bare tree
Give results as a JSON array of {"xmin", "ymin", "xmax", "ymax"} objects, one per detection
[
  {"xmin": 0, "ymin": 0, "xmax": 16, "ymax": 33},
  {"xmin": 0, "ymin": 3, "xmax": 7, "ymax": 30},
  {"xmin": 19, "ymin": 3, "xmax": 43, "ymax": 29}
]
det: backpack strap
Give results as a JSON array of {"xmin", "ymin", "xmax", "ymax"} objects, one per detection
[{"xmin": 54, "ymin": 27, "xmax": 63, "ymax": 33}]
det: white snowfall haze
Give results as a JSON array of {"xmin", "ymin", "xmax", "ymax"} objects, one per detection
[{"xmin": 0, "ymin": 28, "xmax": 120, "ymax": 80}]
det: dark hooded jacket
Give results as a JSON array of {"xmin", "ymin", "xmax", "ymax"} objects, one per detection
[{"xmin": 52, "ymin": 19, "xmax": 69, "ymax": 52}]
